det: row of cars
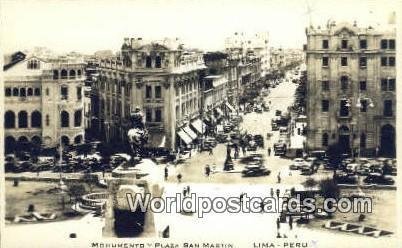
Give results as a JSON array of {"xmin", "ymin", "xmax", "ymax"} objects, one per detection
[
  {"xmin": 333, "ymin": 157, "xmax": 396, "ymax": 185},
  {"xmin": 4, "ymin": 152, "xmax": 133, "ymax": 174}
]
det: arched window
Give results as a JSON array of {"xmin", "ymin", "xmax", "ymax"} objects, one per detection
[
  {"xmin": 155, "ymin": 56, "xmax": 162, "ymax": 68},
  {"xmin": 46, "ymin": 115, "xmax": 50, "ymax": 126},
  {"xmin": 322, "ymin": 133, "xmax": 329, "ymax": 146},
  {"xmin": 74, "ymin": 110, "xmax": 82, "ymax": 127},
  {"xmin": 5, "ymin": 136, "xmax": 16, "ymax": 153},
  {"xmin": 61, "ymin": 69, "xmax": 68, "ymax": 79},
  {"xmin": 53, "ymin": 70, "xmax": 59, "ymax": 80},
  {"xmin": 5, "ymin": 111, "xmax": 15, "ymax": 129},
  {"xmin": 77, "ymin": 70, "xmax": 82, "ymax": 76},
  {"xmin": 34, "ymin": 88, "xmax": 41, "ymax": 96},
  {"xmin": 360, "ymin": 133, "xmax": 366, "ymax": 148},
  {"xmin": 61, "ymin": 111, "xmax": 69, "ymax": 127},
  {"xmin": 20, "ymin": 88, "xmax": 26, "ymax": 97},
  {"xmin": 27, "ymin": 88, "xmax": 33, "ymax": 96},
  {"xmin": 74, "ymin": 135, "xmax": 83, "ymax": 144},
  {"xmin": 69, "ymin": 70, "xmax": 76, "ymax": 79},
  {"xmin": 5, "ymin": 88, "xmax": 12, "ymax": 96},
  {"xmin": 31, "ymin": 111, "xmax": 42, "ymax": 128},
  {"xmin": 31, "ymin": 136, "xmax": 42, "ymax": 146},
  {"xmin": 61, "ymin": 136, "xmax": 70, "ymax": 147},
  {"xmin": 18, "ymin": 111, "xmax": 28, "ymax": 128},
  {"xmin": 146, "ymin": 56, "xmax": 152, "ymax": 68},
  {"xmin": 12, "ymin": 88, "xmax": 19, "ymax": 96}
]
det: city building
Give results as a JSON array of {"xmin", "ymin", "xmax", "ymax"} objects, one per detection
[
  {"xmin": 225, "ymin": 31, "xmax": 270, "ymax": 77},
  {"xmin": 93, "ymin": 38, "xmax": 206, "ymax": 151},
  {"xmin": 305, "ymin": 21, "xmax": 396, "ymax": 157},
  {"xmin": 3, "ymin": 51, "xmax": 86, "ymax": 153}
]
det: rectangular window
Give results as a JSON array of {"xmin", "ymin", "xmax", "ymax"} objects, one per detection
[
  {"xmin": 155, "ymin": 86, "xmax": 162, "ymax": 99},
  {"xmin": 322, "ymin": 57, "xmax": 329, "ymax": 67},
  {"xmin": 381, "ymin": 79, "xmax": 388, "ymax": 91},
  {"xmin": 61, "ymin": 86, "xmax": 68, "ymax": 100},
  {"xmin": 341, "ymin": 40, "xmax": 348, "ymax": 49},
  {"xmin": 145, "ymin": 109, "xmax": 152, "ymax": 122},
  {"xmin": 384, "ymin": 100, "xmax": 393, "ymax": 117},
  {"xmin": 389, "ymin": 79, "xmax": 395, "ymax": 91},
  {"xmin": 322, "ymin": 40, "xmax": 329, "ymax": 49},
  {"xmin": 145, "ymin": 85, "xmax": 152, "ymax": 99},
  {"xmin": 388, "ymin": 57, "xmax": 395, "ymax": 66},
  {"xmin": 389, "ymin": 39, "xmax": 395, "ymax": 49},
  {"xmin": 322, "ymin": 81, "xmax": 330, "ymax": 91},
  {"xmin": 359, "ymin": 39, "xmax": 367, "ymax": 49},
  {"xmin": 321, "ymin": 100, "xmax": 329, "ymax": 112},
  {"xmin": 360, "ymin": 100, "xmax": 368, "ymax": 112},
  {"xmin": 381, "ymin": 57, "xmax": 387, "ymax": 66},
  {"xmin": 359, "ymin": 57, "xmax": 367, "ymax": 67},
  {"xmin": 155, "ymin": 109, "xmax": 162, "ymax": 122},
  {"xmin": 381, "ymin": 39, "xmax": 388, "ymax": 49},
  {"xmin": 77, "ymin": 86, "xmax": 82, "ymax": 100},
  {"xmin": 340, "ymin": 100, "xmax": 349, "ymax": 117},
  {"xmin": 359, "ymin": 81, "xmax": 367, "ymax": 91},
  {"xmin": 341, "ymin": 57, "xmax": 348, "ymax": 66}
]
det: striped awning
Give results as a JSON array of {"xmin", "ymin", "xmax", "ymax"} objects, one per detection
[
  {"xmin": 177, "ymin": 130, "xmax": 193, "ymax": 145},
  {"xmin": 183, "ymin": 125, "xmax": 197, "ymax": 139},
  {"xmin": 191, "ymin": 119, "xmax": 207, "ymax": 134},
  {"xmin": 225, "ymin": 102, "xmax": 235, "ymax": 112}
]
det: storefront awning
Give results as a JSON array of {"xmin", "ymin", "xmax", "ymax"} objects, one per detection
[
  {"xmin": 183, "ymin": 125, "xmax": 197, "ymax": 140},
  {"xmin": 191, "ymin": 119, "xmax": 207, "ymax": 134},
  {"xmin": 225, "ymin": 102, "xmax": 235, "ymax": 112},
  {"xmin": 177, "ymin": 129, "xmax": 193, "ymax": 145},
  {"xmin": 145, "ymin": 132, "xmax": 166, "ymax": 148}
]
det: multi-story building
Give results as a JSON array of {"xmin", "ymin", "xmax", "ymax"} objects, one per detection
[
  {"xmin": 225, "ymin": 32, "xmax": 270, "ymax": 77},
  {"xmin": 3, "ymin": 51, "xmax": 86, "ymax": 153},
  {"xmin": 305, "ymin": 21, "xmax": 396, "ymax": 157},
  {"xmin": 93, "ymin": 38, "xmax": 206, "ymax": 151}
]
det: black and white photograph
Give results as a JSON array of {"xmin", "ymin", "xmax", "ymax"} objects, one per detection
[{"xmin": 0, "ymin": 0, "xmax": 400, "ymax": 247}]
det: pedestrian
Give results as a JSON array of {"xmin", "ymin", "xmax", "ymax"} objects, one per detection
[
  {"xmin": 209, "ymin": 146, "xmax": 213, "ymax": 155},
  {"xmin": 189, "ymin": 149, "xmax": 192, "ymax": 158},
  {"xmin": 37, "ymin": 170, "xmax": 40, "ymax": 177},
  {"xmin": 102, "ymin": 169, "xmax": 105, "ymax": 178},
  {"xmin": 289, "ymin": 216, "xmax": 293, "ymax": 230},
  {"xmin": 270, "ymin": 188, "xmax": 274, "ymax": 198},
  {"xmin": 276, "ymin": 188, "xmax": 280, "ymax": 198},
  {"xmin": 268, "ymin": 147, "xmax": 271, "ymax": 156},
  {"xmin": 205, "ymin": 165, "xmax": 211, "ymax": 177},
  {"xmin": 260, "ymin": 200, "xmax": 265, "ymax": 213},
  {"xmin": 187, "ymin": 185, "xmax": 190, "ymax": 194},
  {"xmin": 276, "ymin": 217, "xmax": 280, "ymax": 230},
  {"xmin": 177, "ymin": 173, "xmax": 182, "ymax": 183},
  {"xmin": 164, "ymin": 166, "xmax": 169, "ymax": 181},
  {"xmin": 277, "ymin": 173, "xmax": 281, "ymax": 183},
  {"xmin": 240, "ymin": 192, "xmax": 245, "ymax": 203}
]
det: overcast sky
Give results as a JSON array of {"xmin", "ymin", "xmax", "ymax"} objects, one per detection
[{"xmin": 0, "ymin": 0, "xmax": 397, "ymax": 54}]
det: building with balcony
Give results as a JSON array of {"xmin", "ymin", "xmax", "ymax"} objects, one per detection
[
  {"xmin": 3, "ymin": 51, "xmax": 86, "ymax": 153},
  {"xmin": 93, "ymin": 38, "xmax": 206, "ymax": 151},
  {"xmin": 305, "ymin": 21, "xmax": 396, "ymax": 157}
]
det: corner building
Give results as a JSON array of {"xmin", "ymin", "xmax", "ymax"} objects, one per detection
[{"xmin": 305, "ymin": 22, "xmax": 396, "ymax": 157}]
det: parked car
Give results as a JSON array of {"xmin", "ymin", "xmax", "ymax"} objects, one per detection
[
  {"xmin": 216, "ymin": 133, "xmax": 228, "ymax": 143},
  {"xmin": 271, "ymin": 122, "xmax": 279, "ymax": 131},
  {"xmin": 247, "ymin": 140, "xmax": 258, "ymax": 151},
  {"xmin": 334, "ymin": 173, "xmax": 358, "ymax": 184},
  {"xmin": 345, "ymin": 163, "xmax": 359, "ymax": 173},
  {"xmin": 14, "ymin": 161, "xmax": 33, "ymax": 173},
  {"xmin": 290, "ymin": 158, "xmax": 305, "ymax": 170},
  {"xmin": 363, "ymin": 173, "xmax": 395, "ymax": 185},
  {"xmin": 32, "ymin": 161, "xmax": 53, "ymax": 172},
  {"xmin": 242, "ymin": 164, "xmax": 271, "ymax": 177},
  {"xmin": 356, "ymin": 164, "xmax": 371, "ymax": 176}
]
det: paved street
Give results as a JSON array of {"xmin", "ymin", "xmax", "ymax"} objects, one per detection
[{"xmin": 166, "ymin": 76, "xmax": 331, "ymax": 186}]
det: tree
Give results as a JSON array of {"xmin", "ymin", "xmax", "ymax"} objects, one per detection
[
  {"xmin": 319, "ymin": 178, "xmax": 340, "ymax": 199},
  {"xmin": 68, "ymin": 184, "xmax": 86, "ymax": 203}
]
